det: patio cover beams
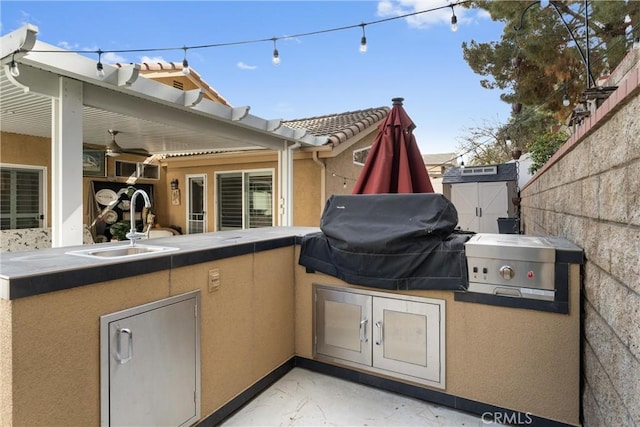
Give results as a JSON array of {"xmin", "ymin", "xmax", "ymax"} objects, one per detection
[{"xmin": 1, "ymin": 24, "xmax": 319, "ymax": 246}]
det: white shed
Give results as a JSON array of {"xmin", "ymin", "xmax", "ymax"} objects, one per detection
[{"xmin": 442, "ymin": 163, "xmax": 519, "ymax": 234}]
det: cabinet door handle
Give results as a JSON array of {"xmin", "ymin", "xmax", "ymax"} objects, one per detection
[
  {"xmin": 360, "ymin": 319, "xmax": 368, "ymax": 343},
  {"xmin": 115, "ymin": 328, "xmax": 133, "ymax": 364},
  {"xmin": 375, "ymin": 321, "xmax": 383, "ymax": 346}
]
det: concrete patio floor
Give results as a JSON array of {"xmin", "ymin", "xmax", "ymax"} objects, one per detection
[{"xmin": 220, "ymin": 367, "xmax": 492, "ymax": 426}]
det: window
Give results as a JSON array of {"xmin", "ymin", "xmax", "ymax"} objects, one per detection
[
  {"xmin": 114, "ymin": 160, "xmax": 160, "ymax": 180},
  {"xmin": 353, "ymin": 146, "xmax": 371, "ymax": 166},
  {"xmin": 0, "ymin": 165, "xmax": 45, "ymax": 230},
  {"xmin": 217, "ymin": 170, "xmax": 273, "ymax": 231}
]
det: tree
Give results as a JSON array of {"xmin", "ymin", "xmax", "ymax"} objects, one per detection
[
  {"xmin": 457, "ymin": 106, "xmax": 559, "ymax": 166},
  {"xmin": 464, "ymin": 1, "xmax": 639, "ymax": 114},
  {"xmin": 527, "ymin": 129, "xmax": 568, "ymax": 174},
  {"xmin": 456, "ymin": 1, "xmax": 638, "ymax": 169}
]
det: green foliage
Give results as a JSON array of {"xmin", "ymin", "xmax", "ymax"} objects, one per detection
[
  {"xmin": 527, "ymin": 130, "xmax": 568, "ymax": 174},
  {"xmin": 109, "ymin": 221, "xmax": 131, "ymax": 241},
  {"xmin": 456, "ymin": 1, "xmax": 638, "ymax": 170},
  {"xmin": 464, "ymin": 1, "xmax": 639, "ymax": 113}
]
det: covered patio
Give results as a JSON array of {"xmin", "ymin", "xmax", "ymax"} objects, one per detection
[{"xmin": 1, "ymin": 24, "xmax": 326, "ymax": 247}]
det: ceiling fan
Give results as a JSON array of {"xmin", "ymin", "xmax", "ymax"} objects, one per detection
[{"xmin": 105, "ymin": 129, "xmax": 151, "ymax": 157}]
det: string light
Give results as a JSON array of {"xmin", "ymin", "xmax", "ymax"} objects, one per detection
[
  {"xmin": 331, "ymin": 172, "xmax": 356, "ymax": 188},
  {"xmin": 182, "ymin": 47, "xmax": 190, "ymax": 75},
  {"xmin": 271, "ymin": 38, "xmax": 280, "ymax": 65},
  {"xmin": 359, "ymin": 23, "xmax": 367, "ymax": 53},
  {"xmin": 96, "ymin": 49, "xmax": 105, "ymax": 78},
  {"xmin": 9, "ymin": 51, "xmax": 20, "ymax": 77},
  {"xmin": 450, "ymin": 6, "xmax": 458, "ymax": 32},
  {"xmin": 19, "ymin": 1, "xmax": 472, "ymax": 72},
  {"xmin": 562, "ymin": 88, "xmax": 570, "ymax": 106}
]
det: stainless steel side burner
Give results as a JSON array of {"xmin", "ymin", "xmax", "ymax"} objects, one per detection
[
  {"xmin": 464, "ymin": 234, "xmax": 580, "ymax": 303},
  {"xmin": 465, "ymin": 234, "xmax": 556, "ymax": 301}
]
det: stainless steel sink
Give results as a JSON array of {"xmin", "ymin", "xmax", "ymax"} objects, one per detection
[{"xmin": 67, "ymin": 244, "xmax": 179, "ymax": 259}]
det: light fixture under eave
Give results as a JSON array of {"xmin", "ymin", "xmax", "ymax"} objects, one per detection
[
  {"xmin": 9, "ymin": 52, "xmax": 20, "ymax": 78},
  {"xmin": 106, "ymin": 129, "xmax": 123, "ymax": 157}
]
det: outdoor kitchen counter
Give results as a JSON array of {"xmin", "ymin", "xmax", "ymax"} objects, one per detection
[
  {"xmin": 1, "ymin": 226, "xmax": 312, "ymax": 426},
  {"xmin": 0, "ymin": 226, "xmax": 582, "ymax": 427},
  {"xmin": 0, "ymin": 226, "xmax": 319, "ymax": 300}
]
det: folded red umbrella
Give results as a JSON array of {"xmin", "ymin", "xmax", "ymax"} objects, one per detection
[{"xmin": 353, "ymin": 97, "xmax": 434, "ymax": 194}]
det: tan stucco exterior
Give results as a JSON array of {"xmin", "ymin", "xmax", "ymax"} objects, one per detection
[
  {"xmin": 0, "ymin": 247, "xmax": 295, "ymax": 426},
  {"xmin": 1, "ymin": 126, "xmax": 376, "ymax": 234},
  {"xmin": 0, "ymin": 132, "xmax": 165, "ymax": 229},
  {"xmin": 0, "ymin": 243, "xmax": 580, "ymax": 426},
  {"xmin": 294, "ymin": 246, "xmax": 581, "ymax": 426}
]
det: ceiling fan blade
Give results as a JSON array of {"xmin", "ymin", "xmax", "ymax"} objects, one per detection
[
  {"xmin": 105, "ymin": 129, "xmax": 151, "ymax": 157},
  {"xmin": 121, "ymin": 148, "xmax": 152, "ymax": 157}
]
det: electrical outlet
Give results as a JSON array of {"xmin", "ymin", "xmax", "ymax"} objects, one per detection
[{"xmin": 208, "ymin": 268, "xmax": 220, "ymax": 292}]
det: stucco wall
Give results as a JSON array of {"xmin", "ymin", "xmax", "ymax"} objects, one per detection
[
  {"xmin": 294, "ymin": 246, "xmax": 582, "ymax": 425},
  {"xmin": 0, "ymin": 247, "xmax": 295, "ymax": 426},
  {"xmin": 161, "ymin": 152, "xmax": 324, "ymax": 229},
  {"xmin": 0, "ymin": 133, "xmax": 52, "ymax": 226},
  {"xmin": 0, "ymin": 132, "xmax": 163, "ymax": 231},
  {"xmin": 521, "ymin": 59, "xmax": 640, "ymax": 425},
  {"xmin": 324, "ymin": 134, "xmax": 376, "ymax": 197}
]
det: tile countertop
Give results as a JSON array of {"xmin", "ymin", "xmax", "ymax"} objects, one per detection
[{"xmin": 0, "ymin": 227, "xmax": 319, "ymax": 300}]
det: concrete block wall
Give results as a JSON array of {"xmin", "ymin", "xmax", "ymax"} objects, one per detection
[{"xmin": 521, "ymin": 57, "xmax": 640, "ymax": 426}]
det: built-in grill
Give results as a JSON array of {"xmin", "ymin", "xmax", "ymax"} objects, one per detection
[
  {"xmin": 298, "ymin": 193, "xmax": 584, "ymax": 313},
  {"xmin": 458, "ymin": 233, "xmax": 584, "ymax": 313}
]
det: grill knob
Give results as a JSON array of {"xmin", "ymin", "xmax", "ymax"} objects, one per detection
[{"xmin": 499, "ymin": 265, "xmax": 515, "ymax": 280}]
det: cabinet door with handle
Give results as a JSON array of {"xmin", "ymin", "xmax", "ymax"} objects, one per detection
[
  {"xmin": 372, "ymin": 297, "xmax": 442, "ymax": 384},
  {"xmin": 315, "ymin": 288, "xmax": 372, "ymax": 366},
  {"xmin": 101, "ymin": 291, "xmax": 200, "ymax": 427}
]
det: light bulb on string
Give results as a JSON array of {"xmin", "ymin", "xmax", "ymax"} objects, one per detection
[
  {"xmin": 563, "ymin": 90, "xmax": 571, "ymax": 107},
  {"xmin": 359, "ymin": 23, "xmax": 367, "ymax": 53},
  {"xmin": 272, "ymin": 38, "xmax": 280, "ymax": 65},
  {"xmin": 182, "ymin": 47, "xmax": 190, "ymax": 75},
  {"xmin": 9, "ymin": 52, "xmax": 20, "ymax": 78},
  {"xmin": 96, "ymin": 50, "xmax": 105, "ymax": 78},
  {"xmin": 450, "ymin": 6, "xmax": 458, "ymax": 32}
]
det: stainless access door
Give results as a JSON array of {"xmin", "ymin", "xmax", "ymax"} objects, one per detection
[
  {"xmin": 101, "ymin": 291, "xmax": 201, "ymax": 427},
  {"xmin": 315, "ymin": 287, "xmax": 372, "ymax": 366},
  {"xmin": 372, "ymin": 297, "xmax": 442, "ymax": 383}
]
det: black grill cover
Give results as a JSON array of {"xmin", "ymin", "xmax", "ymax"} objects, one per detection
[{"xmin": 299, "ymin": 193, "xmax": 472, "ymax": 291}]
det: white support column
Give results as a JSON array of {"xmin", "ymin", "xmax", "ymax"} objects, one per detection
[
  {"xmin": 51, "ymin": 77, "xmax": 84, "ymax": 247},
  {"xmin": 277, "ymin": 141, "xmax": 299, "ymax": 227},
  {"xmin": 287, "ymin": 143, "xmax": 300, "ymax": 226},
  {"xmin": 278, "ymin": 143, "xmax": 288, "ymax": 226}
]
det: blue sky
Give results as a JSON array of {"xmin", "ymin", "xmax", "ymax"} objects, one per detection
[{"xmin": 1, "ymin": 0, "xmax": 512, "ymax": 156}]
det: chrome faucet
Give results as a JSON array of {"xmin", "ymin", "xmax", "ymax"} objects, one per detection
[{"xmin": 125, "ymin": 189, "xmax": 151, "ymax": 246}]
